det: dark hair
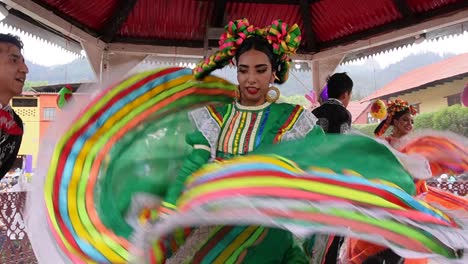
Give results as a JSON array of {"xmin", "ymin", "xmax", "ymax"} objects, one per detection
[
  {"xmin": 391, "ymin": 108, "xmax": 410, "ymax": 123},
  {"xmin": 373, "ymin": 108, "xmax": 410, "ymax": 136},
  {"xmin": 0, "ymin": 33, "xmax": 24, "ymax": 50},
  {"xmin": 235, "ymin": 36, "xmax": 278, "ymax": 72},
  {"xmin": 233, "ymin": 36, "xmax": 293, "ymax": 84},
  {"xmin": 327, "ymin": 72, "xmax": 353, "ymax": 99}
]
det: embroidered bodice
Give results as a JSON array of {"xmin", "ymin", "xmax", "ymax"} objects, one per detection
[{"xmin": 189, "ymin": 101, "xmax": 317, "ymax": 159}]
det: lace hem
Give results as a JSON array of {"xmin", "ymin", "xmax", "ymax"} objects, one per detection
[
  {"xmin": 348, "ymin": 129, "xmax": 432, "ymax": 180},
  {"xmin": 166, "ymin": 226, "xmax": 215, "ymax": 264},
  {"xmin": 189, "ymin": 107, "xmax": 221, "ymax": 160},
  {"xmin": 282, "ymin": 110, "xmax": 318, "ymax": 142}
]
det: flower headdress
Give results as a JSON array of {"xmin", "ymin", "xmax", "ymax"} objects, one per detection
[
  {"xmin": 193, "ymin": 18, "xmax": 301, "ymax": 84},
  {"xmin": 374, "ymin": 99, "xmax": 417, "ymax": 137},
  {"xmin": 387, "ymin": 99, "xmax": 417, "ymax": 117}
]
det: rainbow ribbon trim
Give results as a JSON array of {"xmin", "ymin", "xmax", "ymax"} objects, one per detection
[{"xmin": 44, "ymin": 67, "xmax": 237, "ymax": 263}]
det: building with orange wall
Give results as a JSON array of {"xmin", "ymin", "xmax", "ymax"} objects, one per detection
[
  {"xmin": 31, "ymin": 83, "xmax": 88, "ymax": 140},
  {"xmin": 10, "ymin": 94, "xmax": 39, "ymax": 174},
  {"xmin": 10, "ymin": 92, "xmax": 58, "ymax": 172},
  {"xmin": 37, "ymin": 93, "xmax": 58, "ymax": 140},
  {"xmin": 7, "ymin": 83, "xmax": 87, "ymax": 175}
]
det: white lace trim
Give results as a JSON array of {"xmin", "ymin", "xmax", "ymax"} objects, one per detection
[
  {"xmin": 348, "ymin": 129, "xmax": 432, "ymax": 180},
  {"xmin": 189, "ymin": 107, "xmax": 221, "ymax": 160},
  {"xmin": 282, "ymin": 110, "xmax": 318, "ymax": 142},
  {"xmin": 193, "ymin": 144, "xmax": 211, "ymax": 152},
  {"xmin": 235, "ymin": 101, "xmax": 271, "ymax": 111},
  {"xmin": 309, "ymin": 234, "xmax": 332, "ymax": 263},
  {"xmin": 166, "ymin": 226, "xmax": 215, "ymax": 264}
]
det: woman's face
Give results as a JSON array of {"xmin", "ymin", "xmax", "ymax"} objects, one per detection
[
  {"xmin": 236, "ymin": 49, "xmax": 275, "ymax": 106},
  {"xmin": 394, "ymin": 112, "xmax": 414, "ymax": 136}
]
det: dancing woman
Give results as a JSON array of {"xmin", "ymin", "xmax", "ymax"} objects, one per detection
[{"xmin": 163, "ymin": 19, "xmax": 318, "ymax": 263}]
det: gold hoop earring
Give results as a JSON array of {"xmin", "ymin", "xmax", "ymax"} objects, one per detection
[{"xmin": 266, "ymin": 86, "xmax": 280, "ymax": 103}]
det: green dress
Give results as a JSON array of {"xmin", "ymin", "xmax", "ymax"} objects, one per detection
[{"xmin": 165, "ymin": 101, "xmax": 319, "ymax": 263}]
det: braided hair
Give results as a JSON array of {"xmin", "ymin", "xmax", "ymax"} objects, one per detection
[{"xmin": 193, "ymin": 18, "xmax": 301, "ymax": 84}]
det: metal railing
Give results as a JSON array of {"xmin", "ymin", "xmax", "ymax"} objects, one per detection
[
  {"xmin": 427, "ymin": 181, "xmax": 467, "ymax": 196},
  {"xmin": 0, "ymin": 192, "xmax": 37, "ymax": 263}
]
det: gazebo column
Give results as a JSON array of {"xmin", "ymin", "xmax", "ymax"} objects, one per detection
[
  {"xmin": 81, "ymin": 42, "xmax": 147, "ymax": 84},
  {"xmin": 81, "ymin": 41, "xmax": 105, "ymax": 83},
  {"xmin": 309, "ymin": 54, "xmax": 345, "ymax": 103},
  {"xmin": 101, "ymin": 51, "xmax": 147, "ymax": 83}
]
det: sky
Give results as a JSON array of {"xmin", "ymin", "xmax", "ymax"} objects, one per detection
[
  {"xmin": 345, "ymin": 31, "xmax": 468, "ymax": 68},
  {"xmin": 0, "ymin": 22, "xmax": 80, "ymax": 66},
  {"xmin": 1, "ymin": 20, "xmax": 468, "ymax": 68}
]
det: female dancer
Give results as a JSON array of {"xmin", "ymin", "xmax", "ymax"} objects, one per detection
[
  {"xmin": 342, "ymin": 99, "xmax": 466, "ymax": 264},
  {"xmin": 163, "ymin": 19, "xmax": 317, "ymax": 263},
  {"xmin": 374, "ymin": 99, "xmax": 417, "ymax": 147},
  {"xmin": 341, "ymin": 100, "xmax": 425, "ymax": 263},
  {"xmin": 29, "ymin": 21, "xmax": 467, "ymax": 264}
]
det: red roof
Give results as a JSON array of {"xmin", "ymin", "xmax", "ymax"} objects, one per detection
[
  {"xmin": 347, "ymin": 101, "xmax": 370, "ymax": 122},
  {"xmin": 26, "ymin": 0, "xmax": 468, "ymax": 53},
  {"xmin": 41, "ymin": 0, "xmax": 119, "ymax": 31},
  {"xmin": 362, "ymin": 52, "xmax": 468, "ymax": 102},
  {"xmin": 311, "ymin": 0, "xmax": 401, "ymax": 42}
]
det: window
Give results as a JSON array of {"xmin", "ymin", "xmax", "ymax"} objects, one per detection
[
  {"xmin": 367, "ymin": 112, "xmax": 378, "ymax": 124},
  {"xmin": 447, "ymin": 93, "xmax": 461, "ymax": 106},
  {"xmin": 43, "ymin": 107, "xmax": 56, "ymax": 121},
  {"xmin": 12, "ymin": 98, "xmax": 37, "ymax": 107}
]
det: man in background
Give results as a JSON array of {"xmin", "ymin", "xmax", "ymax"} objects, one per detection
[
  {"xmin": 312, "ymin": 72, "xmax": 353, "ymax": 134},
  {"xmin": 0, "ymin": 33, "xmax": 28, "ymax": 180},
  {"xmin": 308, "ymin": 72, "xmax": 353, "ymax": 263}
]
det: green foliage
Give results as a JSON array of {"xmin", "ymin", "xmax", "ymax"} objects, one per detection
[
  {"xmin": 23, "ymin": 80, "xmax": 49, "ymax": 91},
  {"xmin": 26, "ymin": 58, "xmax": 95, "ymax": 84},
  {"xmin": 432, "ymin": 104, "xmax": 468, "ymax": 136},
  {"xmin": 352, "ymin": 123, "xmax": 378, "ymax": 136},
  {"xmin": 354, "ymin": 105, "xmax": 468, "ymax": 137},
  {"xmin": 278, "ymin": 95, "xmax": 311, "ymax": 108},
  {"xmin": 413, "ymin": 111, "xmax": 434, "ymax": 130}
]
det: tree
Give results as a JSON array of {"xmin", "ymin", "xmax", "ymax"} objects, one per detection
[
  {"xmin": 23, "ymin": 81, "xmax": 49, "ymax": 91},
  {"xmin": 432, "ymin": 105, "xmax": 468, "ymax": 136},
  {"xmin": 413, "ymin": 112, "xmax": 434, "ymax": 130},
  {"xmin": 352, "ymin": 123, "xmax": 378, "ymax": 136},
  {"xmin": 278, "ymin": 95, "xmax": 311, "ymax": 108}
]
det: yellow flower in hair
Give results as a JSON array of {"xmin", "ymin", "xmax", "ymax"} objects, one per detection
[{"xmin": 370, "ymin": 99, "xmax": 387, "ymax": 119}]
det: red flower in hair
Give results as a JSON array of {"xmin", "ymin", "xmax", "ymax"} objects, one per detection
[
  {"xmin": 387, "ymin": 99, "xmax": 416, "ymax": 118},
  {"xmin": 371, "ymin": 103, "xmax": 381, "ymax": 113}
]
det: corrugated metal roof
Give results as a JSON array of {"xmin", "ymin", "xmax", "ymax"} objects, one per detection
[
  {"xmin": 26, "ymin": 0, "xmax": 468, "ymax": 54},
  {"xmin": 225, "ymin": 2, "xmax": 302, "ymax": 30},
  {"xmin": 119, "ymin": 0, "xmax": 212, "ymax": 40},
  {"xmin": 407, "ymin": 0, "xmax": 461, "ymax": 13},
  {"xmin": 311, "ymin": 0, "xmax": 401, "ymax": 42},
  {"xmin": 40, "ymin": 0, "xmax": 118, "ymax": 30}
]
